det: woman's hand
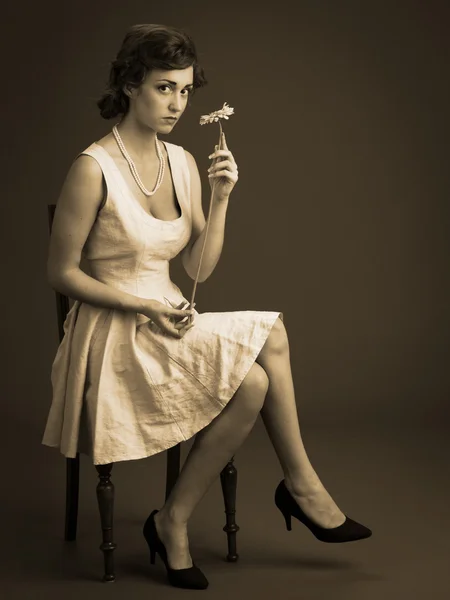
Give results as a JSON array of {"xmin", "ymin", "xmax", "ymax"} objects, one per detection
[
  {"xmin": 208, "ymin": 131, "xmax": 239, "ymax": 200},
  {"xmin": 164, "ymin": 298, "xmax": 197, "ymax": 330},
  {"xmin": 140, "ymin": 299, "xmax": 195, "ymax": 338}
]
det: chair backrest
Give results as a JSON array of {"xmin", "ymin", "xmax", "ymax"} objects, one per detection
[{"xmin": 48, "ymin": 203, "xmax": 71, "ymax": 343}]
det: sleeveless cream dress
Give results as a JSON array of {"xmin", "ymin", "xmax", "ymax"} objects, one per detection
[{"xmin": 42, "ymin": 140, "xmax": 283, "ymax": 465}]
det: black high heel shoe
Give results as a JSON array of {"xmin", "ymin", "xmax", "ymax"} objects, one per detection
[
  {"xmin": 275, "ymin": 480, "xmax": 372, "ymax": 543},
  {"xmin": 143, "ymin": 509, "xmax": 209, "ymax": 589}
]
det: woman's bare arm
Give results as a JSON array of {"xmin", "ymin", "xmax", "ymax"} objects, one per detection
[{"xmin": 47, "ymin": 154, "xmax": 146, "ymax": 313}]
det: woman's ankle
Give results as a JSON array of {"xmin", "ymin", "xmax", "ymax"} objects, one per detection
[
  {"xmin": 285, "ymin": 471, "xmax": 323, "ymax": 497},
  {"xmin": 158, "ymin": 504, "xmax": 189, "ymax": 526}
]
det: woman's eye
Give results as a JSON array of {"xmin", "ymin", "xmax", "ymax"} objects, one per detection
[{"xmin": 158, "ymin": 85, "xmax": 191, "ymax": 96}]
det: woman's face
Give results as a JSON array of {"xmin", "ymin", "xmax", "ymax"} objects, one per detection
[{"xmin": 127, "ymin": 66, "xmax": 194, "ymax": 132}]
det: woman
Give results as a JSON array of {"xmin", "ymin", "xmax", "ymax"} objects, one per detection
[{"xmin": 42, "ymin": 23, "xmax": 372, "ymax": 590}]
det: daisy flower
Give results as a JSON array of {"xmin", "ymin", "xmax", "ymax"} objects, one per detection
[{"xmin": 199, "ymin": 102, "xmax": 235, "ymax": 125}]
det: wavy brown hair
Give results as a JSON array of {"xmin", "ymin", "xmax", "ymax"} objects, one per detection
[{"xmin": 97, "ymin": 24, "xmax": 208, "ymax": 120}]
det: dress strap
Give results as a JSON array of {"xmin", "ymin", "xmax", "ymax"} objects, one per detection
[
  {"xmin": 76, "ymin": 144, "xmax": 118, "ymax": 201},
  {"xmin": 76, "ymin": 143, "xmax": 128, "ymax": 215}
]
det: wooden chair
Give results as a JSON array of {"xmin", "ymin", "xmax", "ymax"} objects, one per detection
[{"xmin": 47, "ymin": 203, "xmax": 240, "ymax": 582}]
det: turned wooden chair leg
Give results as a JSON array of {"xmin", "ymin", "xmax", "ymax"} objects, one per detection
[
  {"xmin": 165, "ymin": 443, "xmax": 181, "ymax": 501},
  {"xmin": 95, "ymin": 463, "xmax": 117, "ymax": 583},
  {"xmin": 64, "ymin": 454, "xmax": 80, "ymax": 541},
  {"xmin": 220, "ymin": 456, "xmax": 239, "ymax": 562}
]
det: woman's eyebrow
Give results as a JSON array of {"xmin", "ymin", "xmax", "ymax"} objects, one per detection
[{"xmin": 156, "ymin": 79, "xmax": 194, "ymax": 87}]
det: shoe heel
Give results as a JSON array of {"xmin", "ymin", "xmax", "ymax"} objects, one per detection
[
  {"xmin": 150, "ymin": 547, "xmax": 156, "ymax": 565},
  {"xmin": 283, "ymin": 510, "xmax": 292, "ymax": 531}
]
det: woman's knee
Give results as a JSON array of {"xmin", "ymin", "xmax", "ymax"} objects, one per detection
[
  {"xmin": 238, "ymin": 362, "xmax": 269, "ymax": 412},
  {"xmin": 260, "ymin": 315, "xmax": 289, "ymax": 358}
]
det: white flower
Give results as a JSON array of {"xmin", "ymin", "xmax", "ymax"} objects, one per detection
[{"xmin": 199, "ymin": 102, "xmax": 235, "ymax": 125}]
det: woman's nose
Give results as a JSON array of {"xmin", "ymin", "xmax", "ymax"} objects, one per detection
[{"xmin": 169, "ymin": 95, "xmax": 183, "ymax": 112}]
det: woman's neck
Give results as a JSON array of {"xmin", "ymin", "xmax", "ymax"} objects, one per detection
[{"xmin": 114, "ymin": 118, "xmax": 158, "ymax": 163}]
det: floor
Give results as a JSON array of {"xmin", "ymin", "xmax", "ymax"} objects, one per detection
[{"xmin": 2, "ymin": 419, "xmax": 449, "ymax": 599}]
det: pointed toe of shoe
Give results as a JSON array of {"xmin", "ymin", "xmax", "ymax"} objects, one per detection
[
  {"xmin": 315, "ymin": 516, "xmax": 373, "ymax": 543},
  {"xmin": 168, "ymin": 563, "xmax": 209, "ymax": 589}
]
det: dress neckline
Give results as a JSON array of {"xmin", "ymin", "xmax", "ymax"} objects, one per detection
[{"xmin": 93, "ymin": 140, "xmax": 183, "ymax": 224}]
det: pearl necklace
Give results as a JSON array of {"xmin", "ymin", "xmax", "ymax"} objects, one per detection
[{"xmin": 112, "ymin": 124, "xmax": 165, "ymax": 197}]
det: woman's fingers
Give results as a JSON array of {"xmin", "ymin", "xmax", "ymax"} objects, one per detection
[
  {"xmin": 209, "ymin": 149, "xmax": 236, "ymax": 164},
  {"xmin": 208, "ymin": 159, "xmax": 234, "ymax": 172},
  {"xmin": 173, "ymin": 320, "xmax": 195, "ymax": 337},
  {"xmin": 175, "ymin": 310, "xmax": 195, "ymax": 324},
  {"xmin": 175, "ymin": 314, "xmax": 195, "ymax": 329},
  {"xmin": 163, "ymin": 321, "xmax": 194, "ymax": 338},
  {"xmin": 165, "ymin": 298, "xmax": 196, "ymax": 311},
  {"xmin": 208, "ymin": 159, "xmax": 238, "ymax": 181},
  {"xmin": 180, "ymin": 322, "xmax": 195, "ymax": 336},
  {"xmin": 152, "ymin": 312, "xmax": 195, "ymax": 338},
  {"xmin": 209, "ymin": 160, "xmax": 239, "ymax": 181}
]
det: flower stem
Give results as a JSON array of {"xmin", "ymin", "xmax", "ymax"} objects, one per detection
[{"xmin": 188, "ymin": 123, "xmax": 224, "ymax": 312}]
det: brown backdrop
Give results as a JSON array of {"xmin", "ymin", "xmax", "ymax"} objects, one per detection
[{"xmin": 4, "ymin": 1, "xmax": 448, "ymax": 435}]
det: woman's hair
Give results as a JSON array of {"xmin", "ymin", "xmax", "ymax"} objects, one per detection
[{"xmin": 97, "ymin": 24, "xmax": 208, "ymax": 120}]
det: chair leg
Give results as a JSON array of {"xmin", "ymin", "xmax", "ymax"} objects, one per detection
[
  {"xmin": 64, "ymin": 454, "xmax": 80, "ymax": 541},
  {"xmin": 95, "ymin": 463, "xmax": 116, "ymax": 583},
  {"xmin": 165, "ymin": 443, "xmax": 181, "ymax": 502},
  {"xmin": 220, "ymin": 456, "xmax": 239, "ymax": 562}
]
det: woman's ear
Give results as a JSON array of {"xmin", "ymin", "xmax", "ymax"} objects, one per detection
[
  {"xmin": 123, "ymin": 82, "xmax": 142, "ymax": 99},
  {"xmin": 123, "ymin": 85, "xmax": 133, "ymax": 99}
]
